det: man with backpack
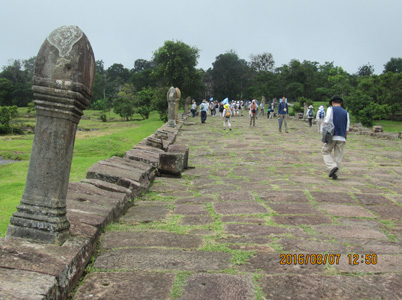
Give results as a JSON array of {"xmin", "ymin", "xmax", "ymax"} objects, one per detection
[
  {"xmin": 316, "ymin": 105, "xmax": 325, "ymax": 133},
  {"xmin": 249, "ymin": 99, "xmax": 258, "ymax": 126},
  {"xmin": 322, "ymin": 95, "xmax": 350, "ymax": 180},
  {"xmin": 306, "ymin": 105, "xmax": 315, "ymax": 127},
  {"xmin": 222, "ymin": 104, "xmax": 232, "ymax": 130}
]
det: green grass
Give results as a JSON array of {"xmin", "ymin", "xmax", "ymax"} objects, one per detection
[{"xmin": 0, "ymin": 110, "xmax": 164, "ymax": 237}]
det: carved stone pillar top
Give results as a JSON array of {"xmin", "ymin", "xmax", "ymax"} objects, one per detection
[
  {"xmin": 167, "ymin": 86, "xmax": 177, "ymax": 103},
  {"xmin": 32, "ymin": 25, "xmax": 95, "ymax": 123}
]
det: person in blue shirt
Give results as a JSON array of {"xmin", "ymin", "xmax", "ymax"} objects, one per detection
[
  {"xmin": 322, "ymin": 95, "xmax": 350, "ymax": 180},
  {"xmin": 200, "ymin": 100, "xmax": 208, "ymax": 123},
  {"xmin": 278, "ymin": 97, "xmax": 289, "ymax": 133}
]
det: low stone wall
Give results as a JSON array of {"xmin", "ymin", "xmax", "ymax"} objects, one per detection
[{"xmin": 0, "ymin": 116, "xmax": 187, "ymax": 300}]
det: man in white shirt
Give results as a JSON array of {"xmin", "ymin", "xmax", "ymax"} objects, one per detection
[{"xmin": 322, "ymin": 95, "xmax": 350, "ymax": 180}]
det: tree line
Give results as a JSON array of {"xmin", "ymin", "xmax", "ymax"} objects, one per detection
[{"xmin": 1, "ymin": 41, "xmax": 402, "ymax": 128}]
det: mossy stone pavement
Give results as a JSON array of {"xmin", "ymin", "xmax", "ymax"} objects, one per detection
[{"xmin": 73, "ymin": 114, "xmax": 402, "ymax": 300}]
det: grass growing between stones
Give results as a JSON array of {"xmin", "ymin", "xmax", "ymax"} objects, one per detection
[
  {"xmin": 0, "ymin": 111, "xmax": 164, "ymax": 237},
  {"xmin": 170, "ymin": 271, "xmax": 192, "ymax": 299}
]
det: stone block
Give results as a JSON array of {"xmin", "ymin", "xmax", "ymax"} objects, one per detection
[
  {"xmin": 373, "ymin": 125, "xmax": 383, "ymax": 133},
  {"xmin": 86, "ymin": 157, "xmax": 153, "ymax": 193},
  {"xmin": 124, "ymin": 148, "xmax": 160, "ymax": 168},
  {"xmin": 158, "ymin": 153, "xmax": 184, "ymax": 176},
  {"xmin": 168, "ymin": 144, "xmax": 189, "ymax": 169},
  {"xmin": 145, "ymin": 135, "xmax": 163, "ymax": 149}
]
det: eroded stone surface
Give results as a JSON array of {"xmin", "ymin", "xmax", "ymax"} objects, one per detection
[
  {"xmin": 318, "ymin": 204, "xmax": 377, "ymax": 218},
  {"xmin": 74, "ymin": 271, "xmax": 175, "ymax": 300},
  {"xmin": 94, "ymin": 248, "xmax": 232, "ymax": 271},
  {"xmin": 101, "ymin": 231, "xmax": 202, "ymax": 249},
  {"xmin": 179, "ymin": 273, "xmax": 255, "ymax": 300},
  {"xmin": 258, "ymin": 274, "xmax": 402, "ymax": 300},
  {"xmin": 214, "ymin": 202, "xmax": 268, "ymax": 214}
]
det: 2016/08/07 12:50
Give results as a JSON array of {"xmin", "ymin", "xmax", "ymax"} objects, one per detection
[{"xmin": 279, "ymin": 254, "xmax": 378, "ymax": 265}]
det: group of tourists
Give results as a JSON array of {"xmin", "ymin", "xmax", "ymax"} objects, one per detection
[{"xmin": 191, "ymin": 94, "xmax": 350, "ymax": 182}]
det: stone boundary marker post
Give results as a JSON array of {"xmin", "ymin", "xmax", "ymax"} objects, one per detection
[
  {"xmin": 167, "ymin": 86, "xmax": 177, "ymax": 127},
  {"xmin": 6, "ymin": 26, "xmax": 95, "ymax": 245},
  {"xmin": 174, "ymin": 87, "xmax": 181, "ymax": 124}
]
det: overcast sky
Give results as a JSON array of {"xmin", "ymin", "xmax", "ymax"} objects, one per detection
[{"xmin": 1, "ymin": 0, "xmax": 401, "ymax": 75}]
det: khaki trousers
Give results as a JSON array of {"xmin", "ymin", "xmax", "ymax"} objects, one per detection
[{"xmin": 322, "ymin": 140, "xmax": 346, "ymax": 173}]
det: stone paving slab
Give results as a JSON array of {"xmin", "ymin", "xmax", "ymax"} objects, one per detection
[
  {"xmin": 0, "ymin": 268, "xmax": 57, "ymax": 300},
  {"xmin": 120, "ymin": 203, "xmax": 171, "ymax": 223},
  {"xmin": 174, "ymin": 204, "xmax": 208, "ymax": 215},
  {"xmin": 258, "ymin": 274, "xmax": 402, "ymax": 300},
  {"xmin": 240, "ymin": 252, "xmax": 326, "ymax": 274},
  {"xmin": 366, "ymin": 205, "xmax": 402, "ymax": 220},
  {"xmin": 178, "ymin": 273, "xmax": 255, "ymax": 300},
  {"xmin": 309, "ymin": 191, "xmax": 356, "ymax": 204},
  {"xmin": 273, "ymin": 214, "xmax": 332, "ymax": 226},
  {"xmin": 214, "ymin": 202, "xmax": 268, "ymax": 214},
  {"xmin": 318, "ymin": 204, "xmax": 377, "ymax": 218},
  {"xmin": 313, "ymin": 225, "xmax": 388, "ymax": 240},
  {"xmin": 74, "ymin": 271, "xmax": 175, "ymax": 300},
  {"xmin": 268, "ymin": 202, "xmax": 320, "ymax": 214},
  {"xmin": 101, "ymin": 231, "xmax": 203, "ymax": 249},
  {"xmin": 258, "ymin": 191, "xmax": 309, "ymax": 202},
  {"xmin": 94, "ymin": 248, "xmax": 232, "ymax": 271}
]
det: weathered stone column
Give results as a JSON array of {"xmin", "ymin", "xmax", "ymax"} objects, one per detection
[
  {"xmin": 167, "ymin": 87, "xmax": 177, "ymax": 127},
  {"xmin": 174, "ymin": 87, "xmax": 181, "ymax": 123},
  {"xmin": 6, "ymin": 26, "xmax": 95, "ymax": 245},
  {"xmin": 184, "ymin": 96, "xmax": 191, "ymax": 115}
]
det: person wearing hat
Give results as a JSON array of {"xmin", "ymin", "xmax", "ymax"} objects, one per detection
[
  {"xmin": 306, "ymin": 105, "xmax": 315, "ymax": 127},
  {"xmin": 200, "ymin": 99, "xmax": 208, "ymax": 123},
  {"xmin": 222, "ymin": 104, "xmax": 232, "ymax": 130},
  {"xmin": 322, "ymin": 95, "xmax": 350, "ymax": 180}
]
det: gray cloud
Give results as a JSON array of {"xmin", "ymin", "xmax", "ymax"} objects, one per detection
[{"xmin": 1, "ymin": 0, "xmax": 400, "ymax": 74}]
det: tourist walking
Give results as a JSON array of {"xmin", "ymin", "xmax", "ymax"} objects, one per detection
[
  {"xmin": 307, "ymin": 105, "xmax": 315, "ymax": 127},
  {"xmin": 259, "ymin": 101, "xmax": 265, "ymax": 117},
  {"xmin": 222, "ymin": 104, "xmax": 232, "ymax": 130},
  {"xmin": 191, "ymin": 100, "xmax": 197, "ymax": 118},
  {"xmin": 200, "ymin": 100, "xmax": 208, "ymax": 123},
  {"xmin": 322, "ymin": 95, "xmax": 350, "ymax": 180},
  {"xmin": 278, "ymin": 97, "xmax": 289, "ymax": 133},
  {"xmin": 249, "ymin": 99, "xmax": 257, "ymax": 126},
  {"xmin": 316, "ymin": 105, "xmax": 325, "ymax": 133}
]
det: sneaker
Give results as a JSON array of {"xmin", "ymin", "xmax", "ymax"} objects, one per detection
[
  {"xmin": 229, "ymin": 128, "xmax": 232, "ymax": 131},
  {"xmin": 223, "ymin": 128, "xmax": 226, "ymax": 130},
  {"xmin": 329, "ymin": 167, "xmax": 338, "ymax": 178},
  {"xmin": 332, "ymin": 174, "xmax": 338, "ymax": 180}
]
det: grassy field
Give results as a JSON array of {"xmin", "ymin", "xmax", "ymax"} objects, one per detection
[{"xmin": 0, "ymin": 109, "xmax": 164, "ymax": 237}]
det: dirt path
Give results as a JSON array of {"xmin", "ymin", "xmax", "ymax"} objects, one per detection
[{"xmin": 73, "ymin": 113, "xmax": 402, "ymax": 300}]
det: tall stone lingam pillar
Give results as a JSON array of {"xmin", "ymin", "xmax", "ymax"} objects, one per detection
[
  {"xmin": 174, "ymin": 87, "xmax": 181, "ymax": 123},
  {"xmin": 167, "ymin": 87, "xmax": 177, "ymax": 127},
  {"xmin": 6, "ymin": 26, "xmax": 95, "ymax": 245}
]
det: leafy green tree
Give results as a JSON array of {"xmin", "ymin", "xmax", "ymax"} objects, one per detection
[
  {"xmin": 0, "ymin": 78, "xmax": 13, "ymax": 106},
  {"xmin": 0, "ymin": 105, "xmax": 18, "ymax": 127},
  {"xmin": 357, "ymin": 63, "xmax": 374, "ymax": 77},
  {"xmin": 249, "ymin": 52, "xmax": 275, "ymax": 72},
  {"xmin": 383, "ymin": 57, "xmax": 402, "ymax": 73},
  {"xmin": 113, "ymin": 84, "xmax": 135, "ymax": 121},
  {"xmin": 131, "ymin": 59, "xmax": 155, "ymax": 91},
  {"xmin": 152, "ymin": 40, "xmax": 201, "ymax": 99},
  {"xmin": 211, "ymin": 51, "xmax": 250, "ymax": 100}
]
